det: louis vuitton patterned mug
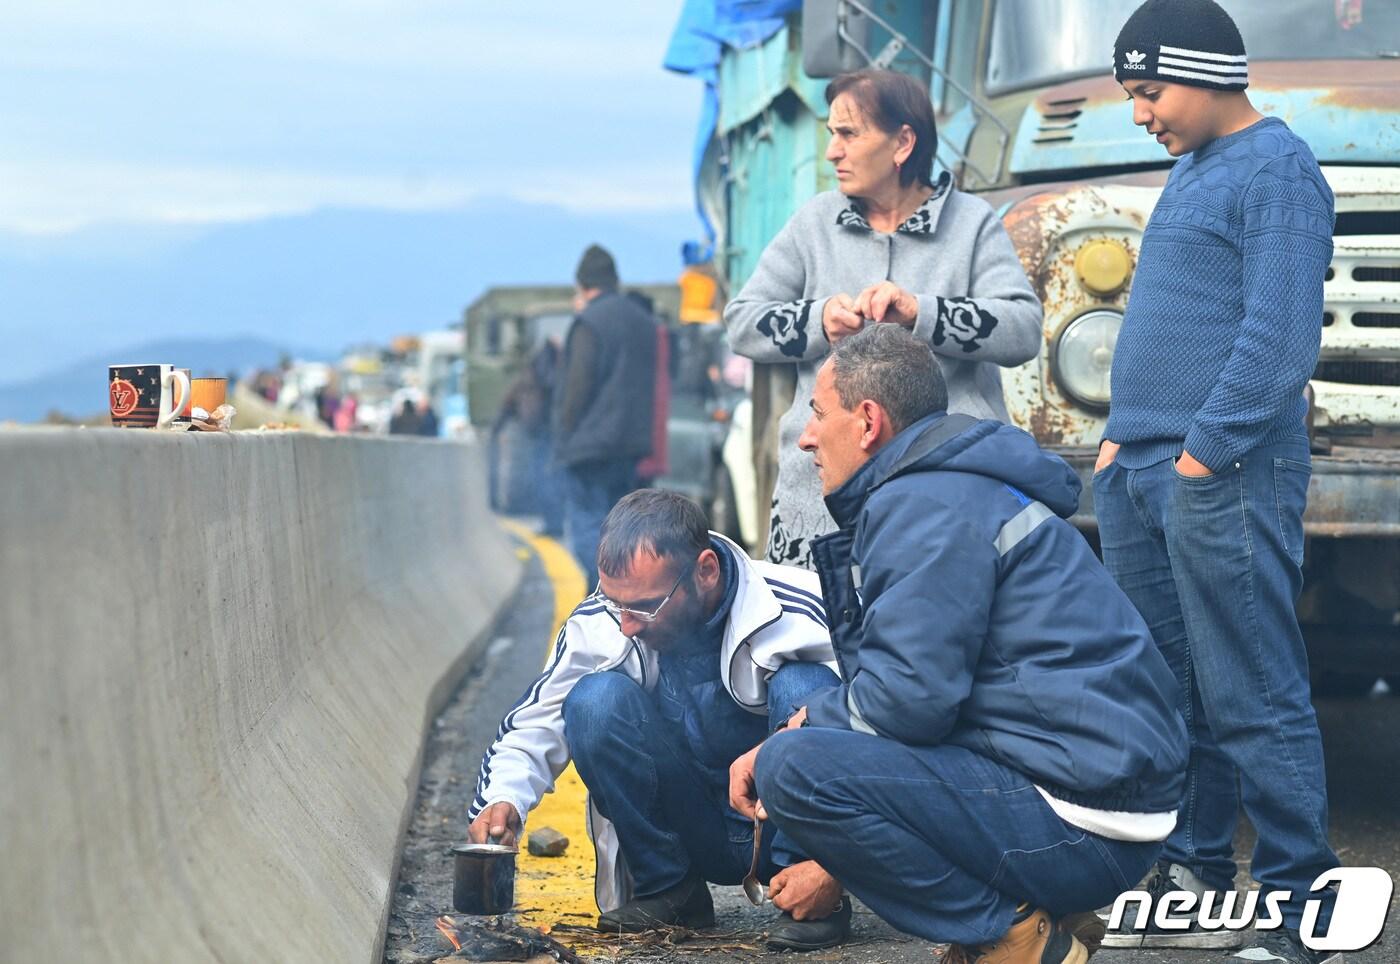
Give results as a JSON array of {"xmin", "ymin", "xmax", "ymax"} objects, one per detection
[{"xmin": 108, "ymin": 364, "xmax": 191, "ymax": 428}]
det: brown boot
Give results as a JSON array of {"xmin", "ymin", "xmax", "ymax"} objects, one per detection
[
  {"xmin": 941, "ymin": 907, "xmax": 1089, "ymax": 964},
  {"xmin": 1061, "ymin": 911, "xmax": 1106, "ymax": 957}
]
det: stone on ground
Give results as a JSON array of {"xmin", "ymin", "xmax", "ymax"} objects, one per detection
[{"xmin": 527, "ymin": 826, "xmax": 570, "ymax": 857}]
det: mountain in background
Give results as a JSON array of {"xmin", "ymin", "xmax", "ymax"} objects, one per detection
[
  {"xmin": 0, "ymin": 337, "xmax": 327, "ymax": 423},
  {"xmin": 0, "ymin": 197, "xmax": 701, "ymax": 415}
]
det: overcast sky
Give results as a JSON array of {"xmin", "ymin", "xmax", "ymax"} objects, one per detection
[{"xmin": 0, "ymin": 1, "xmax": 701, "ymax": 235}]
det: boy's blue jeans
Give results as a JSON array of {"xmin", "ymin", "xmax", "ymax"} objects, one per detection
[
  {"xmin": 563, "ymin": 662, "xmax": 839, "ymax": 897},
  {"xmin": 1093, "ymin": 435, "xmax": 1337, "ymax": 929},
  {"xmin": 755, "ymin": 733, "xmax": 1161, "ymax": 945}
]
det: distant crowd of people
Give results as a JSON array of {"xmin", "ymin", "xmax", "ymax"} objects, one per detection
[
  {"xmin": 243, "ymin": 362, "xmax": 441, "ymax": 436},
  {"xmin": 388, "ymin": 397, "xmax": 438, "ymax": 436}
]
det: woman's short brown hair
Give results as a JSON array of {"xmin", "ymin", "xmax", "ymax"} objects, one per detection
[{"xmin": 825, "ymin": 68, "xmax": 938, "ymax": 188}]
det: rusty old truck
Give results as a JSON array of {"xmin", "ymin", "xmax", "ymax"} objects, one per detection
[{"xmin": 668, "ymin": 0, "xmax": 1400, "ymax": 689}]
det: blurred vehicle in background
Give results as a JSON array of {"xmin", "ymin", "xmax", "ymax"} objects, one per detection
[
  {"xmin": 463, "ymin": 286, "xmax": 616, "ymax": 428},
  {"xmin": 339, "ymin": 350, "xmax": 398, "ymax": 433},
  {"xmin": 276, "ymin": 361, "xmax": 335, "ymax": 425},
  {"xmin": 652, "ymin": 309, "xmax": 754, "ymax": 548},
  {"xmin": 388, "ymin": 330, "xmax": 469, "ymax": 439},
  {"xmin": 413, "ymin": 329, "xmax": 469, "ymax": 438},
  {"xmin": 439, "ymin": 387, "xmax": 471, "ymax": 440},
  {"xmin": 251, "ymin": 329, "xmax": 466, "ymax": 437}
]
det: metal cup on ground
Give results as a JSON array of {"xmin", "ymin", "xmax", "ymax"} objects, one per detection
[{"xmin": 452, "ymin": 843, "xmax": 517, "ymax": 914}]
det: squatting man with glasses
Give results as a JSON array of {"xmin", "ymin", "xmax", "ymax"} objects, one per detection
[
  {"xmin": 467, "ymin": 489, "xmax": 854, "ymax": 950},
  {"xmin": 729, "ymin": 325, "xmax": 1190, "ymax": 964}
]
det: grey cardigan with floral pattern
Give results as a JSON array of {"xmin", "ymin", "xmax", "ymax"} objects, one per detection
[{"xmin": 724, "ymin": 175, "xmax": 1043, "ymax": 569}]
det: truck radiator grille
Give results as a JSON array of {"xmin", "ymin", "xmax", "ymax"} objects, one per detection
[
  {"xmin": 1288, "ymin": 184, "xmax": 1397, "ymax": 427},
  {"xmin": 1323, "ymin": 228, "xmax": 1399, "ymax": 402},
  {"xmin": 1314, "ymin": 360, "xmax": 1400, "ymax": 387},
  {"xmin": 1353, "ymin": 266, "xmax": 1400, "ymax": 283},
  {"xmin": 1352, "ymin": 312, "xmax": 1400, "ymax": 328}
]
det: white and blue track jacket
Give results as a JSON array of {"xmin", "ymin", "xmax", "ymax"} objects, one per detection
[{"xmin": 468, "ymin": 533, "xmax": 835, "ymax": 912}]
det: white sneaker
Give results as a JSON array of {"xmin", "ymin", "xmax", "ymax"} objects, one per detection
[{"xmin": 1099, "ymin": 862, "xmax": 1246, "ymax": 950}]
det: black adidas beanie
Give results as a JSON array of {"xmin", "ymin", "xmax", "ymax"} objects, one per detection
[
  {"xmin": 1114, "ymin": 0, "xmax": 1248, "ymax": 91},
  {"xmin": 575, "ymin": 244, "xmax": 619, "ymax": 291}
]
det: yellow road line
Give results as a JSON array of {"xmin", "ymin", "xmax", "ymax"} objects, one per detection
[{"xmin": 497, "ymin": 520, "xmax": 600, "ymax": 929}]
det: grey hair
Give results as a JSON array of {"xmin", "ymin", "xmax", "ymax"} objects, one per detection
[
  {"xmin": 828, "ymin": 325, "xmax": 947, "ymax": 433},
  {"xmin": 597, "ymin": 489, "xmax": 710, "ymax": 579}
]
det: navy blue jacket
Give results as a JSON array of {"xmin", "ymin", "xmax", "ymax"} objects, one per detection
[
  {"xmin": 552, "ymin": 291, "xmax": 657, "ymax": 467},
  {"xmin": 806, "ymin": 413, "xmax": 1187, "ymax": 813}
]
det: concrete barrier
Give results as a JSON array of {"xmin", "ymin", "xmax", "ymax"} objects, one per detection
[{"xmin": 0, "ymin": 428, "xmax": 522, "ymax": 963}]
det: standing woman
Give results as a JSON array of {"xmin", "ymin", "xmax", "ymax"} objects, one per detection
[{"xmin": 726, "ymin": 69, "xmax": 1042, "ymax": 569}]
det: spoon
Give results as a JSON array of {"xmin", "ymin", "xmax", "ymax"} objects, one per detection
[{"xmin": 741, "ymin": 814, "xmax": 766, "ymax": 905}]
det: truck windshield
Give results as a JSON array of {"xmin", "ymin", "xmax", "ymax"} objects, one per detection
[{"xmin": 987, "ymin": 0, "xmax": 1400, "ymax": 94}]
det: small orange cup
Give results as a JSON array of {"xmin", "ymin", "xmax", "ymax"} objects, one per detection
[{"xmin": 191, "ymin": 377, "xmax": 227, "ymax": 415}]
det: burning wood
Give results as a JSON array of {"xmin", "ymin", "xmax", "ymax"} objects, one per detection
[
  {"xmin": 435, "ymin": 917, "xmax": 464, "ymax": 953},
  {"xmin": 433, "ymin": 915, "xmax": 582, "ymax": 962}
]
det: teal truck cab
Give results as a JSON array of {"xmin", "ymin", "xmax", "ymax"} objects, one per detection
[{"xmin": 670, "ymin": 0, "xmax": 1400, "ymax": 687}]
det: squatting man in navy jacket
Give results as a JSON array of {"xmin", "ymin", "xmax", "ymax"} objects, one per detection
[
  {"xmin": 466, "ymin": 489, "xmax": 856, "ymax": 950},
  {"xmin": 729, "ymin": 325, "xmax": 1190, "ymax": 964}
]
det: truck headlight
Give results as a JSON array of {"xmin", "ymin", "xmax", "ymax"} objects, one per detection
[{"xmin": 1053, "ymin": 309, "xmax": 1121, "ymax": 411}]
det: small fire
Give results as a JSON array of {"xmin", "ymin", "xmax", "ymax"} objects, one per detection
[{"xmin": 436, "ymin": 915, "xmax": 463, "ymax": 952}]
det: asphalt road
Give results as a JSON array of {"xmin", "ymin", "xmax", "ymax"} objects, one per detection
[{"xmin": 385, "ymin": 537, "xmax": 1399, "ymax": 963}]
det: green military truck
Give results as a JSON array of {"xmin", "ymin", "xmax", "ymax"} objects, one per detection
[
  {"xmin": 464, "ymin": 283, "xmax": 755, "ymax": 547},
  {"xmin": 462, "ymin": 284, "xmax": 678, "ymax": 428}
]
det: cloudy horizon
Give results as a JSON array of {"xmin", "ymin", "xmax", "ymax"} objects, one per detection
[{"xmin": 0, "ymin": 1, "xmax": 700, "ymax": 235}]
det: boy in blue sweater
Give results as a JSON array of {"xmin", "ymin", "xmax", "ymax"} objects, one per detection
[{"xmin": 1094, "ymin": 2, "xmax": 1339, "ymax": 963}]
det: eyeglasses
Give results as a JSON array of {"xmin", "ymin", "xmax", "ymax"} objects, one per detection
[{"xmin": 598, "ymin": 562, "xmax": 694, "ymax": 623}]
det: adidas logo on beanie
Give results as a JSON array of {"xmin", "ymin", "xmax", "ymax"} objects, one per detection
[{"xmin": 1113, "ymin": 0, "xmax": 1248, "ymax": 91}]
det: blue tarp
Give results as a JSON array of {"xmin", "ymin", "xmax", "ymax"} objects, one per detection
[{"xmin": 663, "ymin": 0, "xmax": 801, "ymax": 258}]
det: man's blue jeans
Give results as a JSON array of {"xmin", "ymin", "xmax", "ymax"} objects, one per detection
[
  {"xmin": 563, "ymin": 662, "xmax": 840, "ymax": 897},
  {"xmin": 1093, "ymin": 436, "xmax": 1337, "ymax": 928},
  {"xmin": 531, "ymin": 434, "xmax": 566, "ymax": 536},
  {"xmin": 561, "ymin": 460, "xmax": 637, "ymax": 588},
  {"xmin": 755, "ymin": 733, "xmax": 1161, "ymax": 944}
]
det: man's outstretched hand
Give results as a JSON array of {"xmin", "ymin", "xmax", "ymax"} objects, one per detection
[
  {"xmin": 769, "ymin": 860, "xmax": 843, "ymax": 920},
  {"xmin": 468, "ymin": 801, "xmax": 522, "ymax": 848}
]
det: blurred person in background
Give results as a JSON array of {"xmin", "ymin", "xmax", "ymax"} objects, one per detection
[
  {"xmin": 417, "ymin": 400, "xmax": 439, "ymax": 437},
  {"xmin": 725, "ymin": 68, "xmax": 1041, "ymax": 570},
  {"xmin": 553, "ymin": 244, "xmax": 658, "ymax": 588},
  {"xmin": 252, "ymin": 369, "xmax": 282, "ymax": 404},
  {"xmin": 494, "ymin": 335, "xmax": 567, "ymax": 535},
  {"xmin": 389, "ymin": 397, "xmax": 423, "ymax": 435},
  {"xmin": 333, "ymin": 393, "xmax": 358, "ymax": 433},
  {"xmin": 315, "ymin": 372, "xmax": 342, "ymax": 429}
]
